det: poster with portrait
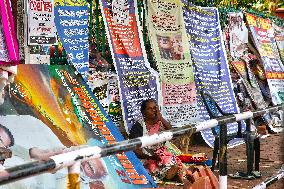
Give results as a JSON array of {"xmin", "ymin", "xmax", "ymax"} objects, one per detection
[
  {"xmin": 100, "ymin": 0, "xmax": 160, "ymax": 133},
  {"xmin": 182, "ymin": 4, "xmax": 245, "ymax": 147},
  {"xmin": 146, "ymin": 0, "xmax": 200, "ymax": 127},
  {"xmin": 0, "ymin": 65, "xmax": 156, "ymax": 189},
  {"xmin": 246, "ymin": 13, "xmax": 284, "ymax": 104},
  {"xmin": 27, "ymin": 0, "xmax": 57, "ymax": 45}
]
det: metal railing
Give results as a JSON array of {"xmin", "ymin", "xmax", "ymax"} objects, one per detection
[{"xmin": 0, "ymin": 105, "xmax": 282, "ymax": 189}]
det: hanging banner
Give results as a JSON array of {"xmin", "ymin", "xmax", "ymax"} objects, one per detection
[
  {"xmin": 246, "ymin": 13, "xmax": 284, "ymax": 104},
  {"xmin": 107, "ymin": 77, "xmax": 124, "ymax": 130},
  {"xmin": 0, "ymin": 0, "xmax": 20, "ymax": 65},
  {"xmin": 272, "ymin": 22, "xmax": 284, "ymax": 63},
  {"xmin": 182, "ymin": 4, "xmax": 244, "ymax": 147},
  {"xmin": 231, "ymin": 60, "xmax": 267, "ymax": 109},
  {"xmin": 100, "ymin": 0, "xmax": 160, "ymax": 133},
  {"xmin": 0, "ymin": 22, "xmax": 9, "ymax": 62},
  {"xmin": 27, "ymin": 0, "xmax": 57, "ymax": 45},
  {"xmin": 227, "ymin": 12, "xmax": 267, "ymax": 109},
  {"xmin": 146, "ymin": 0, "xmax": 200, "ymax": 126},
  {"xmin": 0, "ymin": 65, "xmax": 155, "ymax": 189},
  {"xmin": 228, "ymin": 12, "xmax": 249, "ymax": 60},
  {"xmin": 54, "ymin": 5, "xmax": 89, "ymax": 81},
  {"xmin": 28, "ymin": 45, "xmax": 51, "ymax": 64}
]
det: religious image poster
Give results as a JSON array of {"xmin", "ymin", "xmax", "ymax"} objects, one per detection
[
  {"xmin": 182, "ymin": 4, "xmax": 244, "ymax": 147},
  {"xmin": 146, "ymin": 0, "xmax": 200, "ymax": 127},
  {"xmin": 100, "ymin": 0, "xmax": 160, "ymax": 132},
  {"xmin": 54, "ymin": 5, "xmax": 89, "ymax": 81},
  {"xmin": 246, "ymin": 13, "xmax": 284, "ymax": 104},
  {"xmin": 0, "ymin": 65, "xmax": 156, "ymax": 189}
]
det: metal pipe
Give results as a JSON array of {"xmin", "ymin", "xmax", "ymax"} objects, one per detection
[
  {"xmin": 0, "ymin": 105, "xmax": 282, "ymax": 185},
  {"xmin": 252, "ymin": 165, "xmax": 284, "ymax": 189}
]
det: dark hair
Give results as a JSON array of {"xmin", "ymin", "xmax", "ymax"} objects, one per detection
[
  {"xmin": 0, "ymin": 124, "xmax": 14, "ymax": 147},
  {"xmin": 140, "ymin": 99, "xmax": 157, "ymax": 114}
]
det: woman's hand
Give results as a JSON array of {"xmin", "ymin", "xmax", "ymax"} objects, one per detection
[
  {"xmin": 157, "ymin": 109, "xmax": 172, "ymax": 130},
  {"xmin": 150, "ymin": 153, "xmax": 162, "ymax": 161}
]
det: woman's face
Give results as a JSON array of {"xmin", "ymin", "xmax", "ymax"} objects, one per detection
[{"xmin": 143, "ymin": 101, "xmax": 158, "ymax": 120}]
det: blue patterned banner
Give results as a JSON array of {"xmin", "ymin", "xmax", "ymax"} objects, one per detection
[
  {"xmin": 54, "ymin": 6, "xmax": 89, "ymax": 80},
  {"xmin": 182, "ymin": 5, "xmax": 244, "ymax": 147}
]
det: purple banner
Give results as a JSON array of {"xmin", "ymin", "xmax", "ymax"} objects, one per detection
[
  {"xmin": 100, "ymin": 0, "xmax": 159, "ymax": 134},
  {"xmin": 183, "ymin": 5, "xmax": 244, "ymax": 147}
]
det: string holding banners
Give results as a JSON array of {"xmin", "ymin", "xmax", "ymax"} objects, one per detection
[
  {"xmin": 100, "ymin": 0, "xmax": 160, "ymax": 141},
  {"xmin": 246, "ymin": 13, "xmax": 284, "ymax": 104},
  {"xmin": 27, "ymin": 0, "xmax": 57, "ymax": 45},
  {"xmin": 182, "ymin": 4, "xmax": 245, "ymax": 148},
  {"xmin": 54, "ymin": 5, "xmax": 89, "ymax": 81},
  {"xmin": 146, "ymin": 0, "xmax": 200, "ymax": 127}
]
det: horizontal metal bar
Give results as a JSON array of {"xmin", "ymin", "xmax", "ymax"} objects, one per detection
[{"xmin": 0, "ymin": 105, "xmax": 282, "ymax": 185}]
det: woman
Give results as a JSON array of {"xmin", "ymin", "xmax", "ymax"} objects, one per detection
[{"xmin": 129, "ymin": 99, "xmax": 187, "ymax": 182}]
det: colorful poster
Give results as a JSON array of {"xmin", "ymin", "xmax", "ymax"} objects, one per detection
[
  {"xmin": 0, "ymin": 65, "xmax": 155, "ymax": 189},
  {"xmin": 0, "ymin": 22, "xmax": 9, "ymax": 62},
  {"xmin": 107, "ymin": 77, "xmax": 124, "ymax": 130},
  {"xmin": 227, "ymin": 12, "xmax": 267, "ymax": 109},
  {"xmin": 27, "ymin": 0, "xmax": 57, "ymax": 45},
  {"xmin": 146, "ymin": 0, "xmax": 200, "ymax": 126},
  {"xmin": 231, "ymin": 61, "xmax": 267, "ymax": 109},
  {"xmin": 0, "ymin": 0, "xmax": 20, "ymax": 65},
  {"xmin": 183, "ymin": 4, "xmax": 244, "ymax": 147},
  {"xmin": 272, "ymin": 23, "xmax": 284, "ymax": 63},
  {"xmin": 246, "ymin": 13, "xmax": 284, "ymax": 104},
  {"xmin": 54, "ymin": 6, "xmax": 89, "ymax": 81},
  {"xmin": 28, "ymin": 45, "xmax": 51, "ymax": 64},
  {"xmin": 100, "ymin": 0, "xmax": 160, "ymax": 132},
  {"xmin": 228, "ymin": 12, "xmax": 249, "ymax": 60}
]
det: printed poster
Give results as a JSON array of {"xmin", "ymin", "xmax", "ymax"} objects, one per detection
[
  {"xmin": 231, "ymin": 61, "xmax": 267, "ymax": 109},
  {"xmin": 246, "ymin": 13, "xmax": 284, "ymax": 104},
  {"xmin": 28, "ymin": 45, "xmax": 51, "ymax": 64},
  {"xmin": 88, "ymin": 73, "xmax": 124, "ymax": 131},
  {"xmin": 0, "ymin": 21, "xmax": 9, "ymax": 62},
  {"xmin": 107, "ymin": 77, "xmax": 124, "ymax": 130},
  {"xmin": 146, "ymin": 0, "xmax": 200, "ymax": 127},
  {"xmin": 227, "ymin": 12, "xmax": 267, "ymax": 109},
  {"xmin": 272, "ymin": 22, "xmax": 284, "ymax": 63},
  {"xmin": 54, "ymin": 5, "xmax": 89, "ymax": 81},
  {"xmin": 228, "ymin": 12, "xmax": 249, "ymax": 60},
  {"xmin": 100, "ymin": 0, "xmax": 160, "ymax": 132},
  {"xmin": 0, "ymin": 65, "xmax": 156, "ymax": 189},
  {"xmin": 183, "ymin": 4, "xmax": 244, "ymax": 147},
  {"xmin": 27, "ymin": 0, "xmax": 57, "ymax": 45}
]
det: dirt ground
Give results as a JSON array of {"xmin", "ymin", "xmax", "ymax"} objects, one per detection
[{"xmin": 158, "ymin": 133, "xmax": 284, "ymax": 189}]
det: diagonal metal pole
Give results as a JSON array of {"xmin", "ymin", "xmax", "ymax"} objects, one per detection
[{"xmin": 0, "ymin": 105, "xmax": 282, "ymax": 186}]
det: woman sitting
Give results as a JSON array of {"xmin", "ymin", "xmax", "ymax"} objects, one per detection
[{"xmin": 129, "ymin": 99, "xmax": 188, "ymax": 182}]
